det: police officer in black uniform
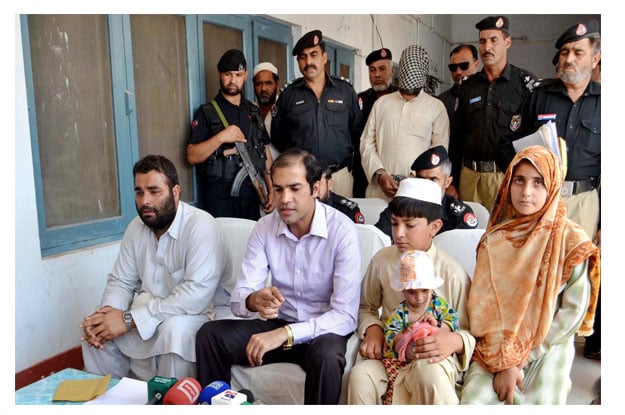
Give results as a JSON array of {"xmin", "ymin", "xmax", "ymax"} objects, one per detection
[
  {"xmin": 271, "ymin": 30, "xmax": 363, "ymax": 197},
  {"xmin": 319, "ymin": 166, "xmax": 365, "ymax": 224},
  {"xmin": 353, "ymin": 48, "xmax": 397, "ymax": 197},
  {"xmin": 187, "ymin": 49, "xmax": 273, "ymax": 220},
  {"xmin": 452, "ymin": 16, "xmax": 538, "ymax": 212},
  {"xmin": 375, "ymin": 145, "xmax": 478, "ymax": 240}
]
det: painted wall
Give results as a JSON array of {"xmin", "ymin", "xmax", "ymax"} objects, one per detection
[{"xmin": 14, "ymin": 13, "xmax": 600, "ymax": 373}]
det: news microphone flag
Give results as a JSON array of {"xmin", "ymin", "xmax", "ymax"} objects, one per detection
[
  {"xmin": 146, "ymin": 376, "xmax": 177, "ymax": 405},
  {"xmin": 198, "ymin": 380, "xmax": 231, "ymax": 405},
  {"xmin": 211, "ymin": 389, "xmax": 252, "ymax": 405},
  {"xmin": 162, "ymin": 377, "xmax": 202, "ymax": 405}
]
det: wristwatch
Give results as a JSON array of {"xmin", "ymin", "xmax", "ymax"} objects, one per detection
[
  {"xmin": 373, "ymin": 168, "xmax": 386, "ymax": 185},
  {"xmin": 123, "ymin": 311, "xmax": 133, "ymax": 332}
]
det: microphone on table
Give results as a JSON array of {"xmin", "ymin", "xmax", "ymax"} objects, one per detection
[
  {"xmin": 162, "ymin": 377, "xmax": 202, "ymax": 405},
  {"xmin": 145, "ymin": 375, "xmax": 178, "ymax": 405},
  {"xmin": 198, "ymin": 380, "xmax": 255, "ymax": 405},
  {"xmin": 198, "ymin": 380, "xmax": 231, "ymax": 405},
  {"xmin": 211, "ymin": 388, "xmax": 255, "ymax": 405}
]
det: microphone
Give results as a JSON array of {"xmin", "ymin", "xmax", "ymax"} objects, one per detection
[
  {"xmin": 211, "ymin": 388, "xmax": 254, "ymax": 405},
  {"xmin": 145, "ymin": 376, "xmax": 177, "ymax": 405},
  {"xmin": 198, "ymin": 380, "xmax": 231, "ymax": 405},
  {"xmin": 162, "ymin": 377, "xmax": 202, "ymax": 405}
]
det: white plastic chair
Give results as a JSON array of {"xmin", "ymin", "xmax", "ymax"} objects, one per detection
[
  {"xmin": 433, "ymin": 228, "xmax": 485, "ymax": 279},
  {"xmin": 229, "ymin": 223, "xmax": 391, "ymax": 404},
  {"xmin": 351, "ymin": 197, "xmax": 388, "ymax": 224}
]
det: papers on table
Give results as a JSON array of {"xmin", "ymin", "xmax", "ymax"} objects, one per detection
[
  {"xmin": 513, "ymin": 120, "xmax": 567, "ymax": 178},
  {"xmin": 84, "ymin": 377, "xmax": 147, "ymax": 405}
]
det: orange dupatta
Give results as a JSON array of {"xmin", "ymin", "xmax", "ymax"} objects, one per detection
[{"xmin": 468, "ymin": 146, "xmax": 600, "ymax": 372}]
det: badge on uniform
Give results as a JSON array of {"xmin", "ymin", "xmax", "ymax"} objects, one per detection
[
  {"xmin": 191, "ymin": 119, "xmax": 199, "ymax": 129},
  {"xmin": 354, "ymin": 211, "xmax": 365, "ymax": 224},
  {"xmin": 327, "ymin": 99, "xmax": 344, "ymax": 104},
  {"xmin": 271, "ymin": 104, "xmax": 278, "ymax": 117},
  {"xmin": 537, "ymin": 113, "xmax": 557, "ymax": 121},
  {"xmin": 510, "ymin": 114, "xmax": 521, "ymax": 131},
  {"xmin": 463, "ymin": 212, "xmax": 478, "ymax": 228},
  {"xmin": 469, "ymin": 96, "xmax": 482, "ymax": 104},
  {"xmin": 295, "ymin": 100, "xmax": 305, "ymax": 106},
  {"xmin": 358, "ymin": 97, "xmax": 363, "ymax": 111}
]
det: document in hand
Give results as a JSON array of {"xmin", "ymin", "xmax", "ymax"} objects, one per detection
[{"xmin": 513, "ymin": 121, "xmax": 567, "ymax": 178}]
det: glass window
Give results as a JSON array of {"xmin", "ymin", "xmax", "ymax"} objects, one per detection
[
  {"xmin": 131, "ymin": 14, "xmax": 193, "ymax": 202},
  {"xmin": 27, "ymin": 15, "xmax": 119, "ymax": 228}
]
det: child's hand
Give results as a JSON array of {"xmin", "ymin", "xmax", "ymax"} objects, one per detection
[{"xmin": 418, "ymin": 313, "xmax": 439, "ymax": 327}]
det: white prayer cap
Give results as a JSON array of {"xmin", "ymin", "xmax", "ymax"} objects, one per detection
[
  {"xmin": 391, "ymin": 250, "xmax": 444, "ymax": 291},
  {"xmin": 253, "ymin": 62, "xmax": 278, "ymax": 77},
  {"xmin": 394, "ymin": 178, "xmax": 441, "ymax": 205}
]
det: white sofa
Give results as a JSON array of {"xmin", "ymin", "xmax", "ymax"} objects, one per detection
[{"xmin": 213, "ymin": 217, "xmax": 391, "ymax": 404}]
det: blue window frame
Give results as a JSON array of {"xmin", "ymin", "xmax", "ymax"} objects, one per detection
[{"xmin": 21, "ymin": 14, "xmax": 292, "ymax": 256}]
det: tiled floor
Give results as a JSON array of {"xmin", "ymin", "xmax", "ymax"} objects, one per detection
[{"xmin": 568, "ymin": 336, "xmax": 601, "ymax": 405}]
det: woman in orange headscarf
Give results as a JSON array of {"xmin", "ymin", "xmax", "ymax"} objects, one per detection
[{"xmin": 461, "ymin": 145, "xmax": 600, "ymax": 404}]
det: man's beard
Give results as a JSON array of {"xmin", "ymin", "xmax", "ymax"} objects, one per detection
[
  {"xmin": 372, "ymin": 79, "xmax": 392, "ymax": 92},
  {"xmin": 258, "ymin": 91, "xmax": 277, "ymax": 105},
  {"xmin": 559, "ymin": 65, "xmax": 591, "ymax": 85},
  {"xmin": 221, "ymin": 83, "xmax": 242, "ymax": 96},
  {"xmin": 136, "ymin": 190, "xmax": 177, "ymax": 232}
]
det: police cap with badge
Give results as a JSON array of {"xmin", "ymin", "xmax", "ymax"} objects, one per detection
[
  {"xmin": 366, "ymin": 48, "xmax": 392, "ymax": 66},
  {"xmin": 411, "ymin": 145, "xmax": 449, "ymax": 172},
  {"xmin": 218, "ymin": 49, "xmax": 247, "ymax": 72},
  {"xmin": 555, "ymin": 19, "xmax": 600, "ymax": 50},
  {"xmin": 475, "ymin": 15, "xmax": 509, "ymax": 33},
  {"xmin": 292, "ymin": 30, "xmax": 324, "ymax": 56}
]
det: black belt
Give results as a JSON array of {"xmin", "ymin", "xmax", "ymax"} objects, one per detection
[
  {"xmin": 561, "ymin": 177, "xmax": 599, "ymax": 198},
  {"xmin": 463, "ymin": 158, "xmax": 500, "ymax": 173}
]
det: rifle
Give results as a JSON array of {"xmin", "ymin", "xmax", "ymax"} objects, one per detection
[
  {"xmin": 209, "ymin": 100, "xmax": 269, "ymax": 207},
  {"xmin": 231, "ymin": 142, "xmax": 269, "ymax": 207}
]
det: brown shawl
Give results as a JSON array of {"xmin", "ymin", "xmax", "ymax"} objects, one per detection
[{"xmin": 468, "ymin": 145, "xmax": 600, "ymax": 372}]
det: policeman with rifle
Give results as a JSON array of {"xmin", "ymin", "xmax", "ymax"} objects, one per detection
[{"xmin": 187, "ymin": 49, "xmax": 274, "ymax": 220}]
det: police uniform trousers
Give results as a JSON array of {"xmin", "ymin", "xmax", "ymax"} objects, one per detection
[
  {"xmin": 332, "ymin": 166, "xmax": 354, "ymax": 199},
  {"xmin": 196, "ymin": 318, "xmax": 350, "ymax": 405},
  {"xmin": 563, "ymin": 189, "xmax": 600, "ymax": 240},
  {"xmin": 458, "ymin": 167, "xmax": 504, "ymax": 213},
  {"xmin": 200, "ymin": 176, "xmax": 261, "ymax": 221}
]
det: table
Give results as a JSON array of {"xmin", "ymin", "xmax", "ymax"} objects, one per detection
[{"xmin": 15, "ymin": 368, "xmax": 120, "ymax": 405}]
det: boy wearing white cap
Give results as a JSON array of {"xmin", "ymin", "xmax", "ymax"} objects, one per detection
[
  {"xmin": 381, "ymin": 250, "xmax": 459, "ymax": 404},
  {"xmin": 347, "ymin": 178, "xmax": 474, "ymax": 405}
]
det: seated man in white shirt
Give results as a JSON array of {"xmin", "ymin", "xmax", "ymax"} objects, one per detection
[
  {"xmin": 80, "ymin": 155, "xmax": 229, "ymax": 381},
  {"xmin": 195, "ymin": 148, "xmax": 362, "ymax": 405}
]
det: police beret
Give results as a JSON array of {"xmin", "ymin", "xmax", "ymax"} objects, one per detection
[
  {"xmin": 217, "ymin": 49, "xmax": 246, "ymax": 72},
  {"xmin": 555, "ymin": 19, "xmax": 600, "ymax": 50},
  {"xmin": 365, "ymin": 48, "xmax": 392, "ymax": 66},
  {"xmin": 475, "ymin": 16, "xmax": 509, "ymax": 32},
  {"xmin": 411, "ymin": 145, "xmax": 449, "ymax": 171},
  {"xmin": 292, "ymin": 30, "xmax": 323, "ymax": 56}
]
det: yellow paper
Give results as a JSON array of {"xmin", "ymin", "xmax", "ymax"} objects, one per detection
[{"xmin": 52, "ymin": 374, "xmax": 111, "ymax": 402}]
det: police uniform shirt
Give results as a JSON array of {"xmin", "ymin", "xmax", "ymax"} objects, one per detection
[
  {"xmin": 271, "ymin": 74, "xmax": 363, "ymax": 169},
  {"xmin": 441, "ymin": 193, "xmax": 478, "ymax": 233},
  {"xmin": 324, "ymin": 192, "xmax": 365, "ymax": 224},
  {"xmin": 520, "ymin": 78, "xmax": 600, "ymax": 181},
  {"xmin": 374, "ymin": 194, "xmax": 477, "ymax": 240},
  {"xmin": 437, "ymin": 85, "xmax": 460, "ymax": 127},
  {"xmin": 357, "ymin": 85, "xmax": 397, "ymax": 125},
  {"xmin": 453, "ymin": 64, "xmax": 537, "ymax": 164}
]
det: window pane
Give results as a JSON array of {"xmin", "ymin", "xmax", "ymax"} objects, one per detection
[
  {"xmin": 131, "ymin": 15, "xmax": 193, "ymax": 201},
  {"xmin": 28, "ymin": 15, "xmax": 119, "ymax": 228},
  {"xmin": 203, "ymin": 23, "xmax": 243, "ymax": 100},
  {"xmin": 258, "ymin": 37, "xmax": 286, "ymax": 84}
]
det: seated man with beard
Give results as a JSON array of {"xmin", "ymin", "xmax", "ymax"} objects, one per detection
[{"xmin": 80, "ymin": 155, "xmax": 230, "ymax": 381}]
